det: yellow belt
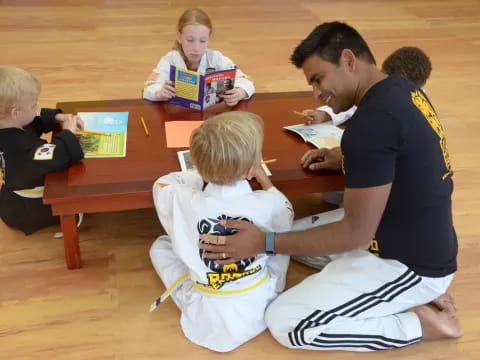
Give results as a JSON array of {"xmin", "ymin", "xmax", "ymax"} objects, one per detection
[
  {"xmin": 13, "ymin": 186, "xmax": 44, "ymax": 198},
  {"xmin": 194, "ymin": 270, "xmax": 270, "ymax": 295},
  {"xmin": 149, "ymin": 270, "xmax": 270, "ymax": 312}
]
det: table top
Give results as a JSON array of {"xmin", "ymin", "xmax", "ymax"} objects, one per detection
[{"xmin": 44, "ymin": 92, "xmax": 344, "ymax": 214}]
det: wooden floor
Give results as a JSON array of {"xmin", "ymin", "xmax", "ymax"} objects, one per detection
[{"xmin": 1, "ymin": 1, "xmax": 479, "ymax": 359}]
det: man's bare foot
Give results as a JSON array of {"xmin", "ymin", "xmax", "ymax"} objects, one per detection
[
  {"xmin": 431, "ymin": 292, "xmax": 457, "ymax": 312},
  {"xmin": 414, "ymin": 295, "xmax": 462, "ymax": 341}
]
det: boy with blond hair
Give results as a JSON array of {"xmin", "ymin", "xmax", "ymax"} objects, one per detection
[
  {"xmin": 149, "ymin": 111, "xmax": 294, "ymax": 352},
  {"xmin": 0, "ymin": 66, "xmax": 84, "ymax": 234}
]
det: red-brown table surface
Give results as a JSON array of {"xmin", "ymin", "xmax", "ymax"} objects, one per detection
[{"xmin": 44, "ymin": 92, "xmax": 344, "ymax": 269}]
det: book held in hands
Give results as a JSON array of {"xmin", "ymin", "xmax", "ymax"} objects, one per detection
[{"xmin": 168, "ymin": 65, "xmax": 236, "ymax": 111}]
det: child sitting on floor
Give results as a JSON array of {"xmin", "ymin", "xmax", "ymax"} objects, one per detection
[
  {"xmin": 0, "ymin": 66, "xmax": 84, "ymax": 235},
  {"xmin": 149, "ymin": 111, "xmax": 294, "ymax": 352}
]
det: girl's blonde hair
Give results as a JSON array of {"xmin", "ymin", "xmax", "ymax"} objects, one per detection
[
  {"xmin": 0, "ymin": 66, "xmax": 40, "ymax": 119},
  {"xmin": 173, "ymin": 8, "xmax": 213, "ymax": 63},
  {"xmin": 190, "ymin": 111, "xmax": 263, "ymax": 185}
]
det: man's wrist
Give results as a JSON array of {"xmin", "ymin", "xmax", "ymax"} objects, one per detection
[{"xmin": 265, "ymin": 231, "xmax": 276, "ymax": 256}]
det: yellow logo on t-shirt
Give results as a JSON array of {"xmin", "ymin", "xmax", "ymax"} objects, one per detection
[{"xmin": 411, "ymin": 90, "xmax": 452, "ymax": 180}]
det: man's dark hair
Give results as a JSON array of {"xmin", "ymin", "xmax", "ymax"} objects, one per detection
[
  {"xmin": 381, "ymin": 46, "xmax": 432, "ymax": 87},
  {"xmin": 290, "ymin": 22, "xmax": 376, "ymax": 68}
]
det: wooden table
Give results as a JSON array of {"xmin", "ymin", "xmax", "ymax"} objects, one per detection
[{"xmin": 44, "ymin": 92, "xmax": 344, "ymax": 269}]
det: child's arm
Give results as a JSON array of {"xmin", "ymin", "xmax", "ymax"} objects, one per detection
[
  {"xmin": 25, "ymin": 130, "xmax": 84, "ymax": 178},
  {"xmin": 143, "ymin": 54, "xmax": 175, "ymax": 101},
  {"xmin": 253, "ymin": 164, "xmax": 294, "ymax": 231},
  {"xmin": 268, "ymin": 188, "xmax": 295, "ymax": 233},
  {"xmin": 252, "ymin": 163, "xmax": 273, "ymax": 190},
  {"xmin": 301, "ymin": 109, "xmax": 332, "ymax": 125},
  {"xmin": 27, "ymin": 108, "xmax": 62, "ymax": 135},
  {"xmin": 152, "ymin": 171, "xmax": 203, "ymax": 236},
  {"xmin": 316, "ymin": 105, "xmax": 357, "ymax": 126}
]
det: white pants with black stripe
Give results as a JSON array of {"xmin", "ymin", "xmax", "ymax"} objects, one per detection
[{"xmin": 266, "ymin": 214, "xmax": 453, "ymax": 351}]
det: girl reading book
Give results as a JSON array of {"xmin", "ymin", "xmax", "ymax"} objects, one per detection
[{"xmin": 143, "ymin": 8, "xmax": 254, "ymax": 107}]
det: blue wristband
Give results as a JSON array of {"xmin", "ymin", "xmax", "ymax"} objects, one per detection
[{"xmin": 265, "ymin": 232, "xmax": 276, "ymax": 256}]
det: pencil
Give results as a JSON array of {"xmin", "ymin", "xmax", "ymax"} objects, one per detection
[
  {"xmin": 140, "ymin": 116, "xmax": 149, "ymax": 136},
  {"xmin": 293, "ymin": 110, "xmax": 307, "ymax": 118},
  {"xmin": 77, "ymin": 130, "xmax": 108, "ymax": 136},
  {"xmin": 261, "ymin": 159, "xmax": 277, "ymax": 165}
]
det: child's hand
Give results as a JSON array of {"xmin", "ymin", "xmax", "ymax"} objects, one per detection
[
  {"xmin": 302, "ymin": 109, "xmax": 331, "ymax": 125},
  {"xmin": 154, "ymin": 81, "xmax": 176, "ymax": 101},
  {"xmin": 56, "ymin": 114, "xmax": 84, "ymax": 131},
  {"xmin": 221, "ymin": 87, "xmax": 247, "ymax": 107}
]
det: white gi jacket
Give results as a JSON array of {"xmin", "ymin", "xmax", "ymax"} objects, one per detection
[
  {"xmin": 143, "ymin": 49, "xmax": 255, "ymax": 101},
  {"xmin": 151, "ymin": 171, "xmax": 294, "ymax": 352}
]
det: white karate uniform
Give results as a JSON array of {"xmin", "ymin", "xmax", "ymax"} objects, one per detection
[
  {"xmin": 143, "ymin": 49, "xmax": 255, "ymax": 101},
  {"xmin": 266, "ymin": 210, "xmax": 454, "ymax": 352},
  {"xmin": 150, "ymin": 171, "xmax": 294, "ymax": 352}
]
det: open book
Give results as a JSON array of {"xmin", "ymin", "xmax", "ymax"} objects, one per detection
[
  {"xmin": 284, "ymin": 122, "xmax": 343, "ymax": 149},
  {"xmin": 177, "ymin": 150, "xmax": 272, "ymax": 176},
  {"xmin": 76, "ymin": 112, "xmax": 129, "ymax": 158},
  {"xmin": 168, "ymin": 65, "xmax": 236, "ymax": 111}
]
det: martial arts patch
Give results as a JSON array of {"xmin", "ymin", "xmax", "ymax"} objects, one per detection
[
  {"xmin": 146, "ymin": 72, "xmax": 159, "ymax": 82},
  {"xmin": 33, "ymin": 144, "xmax": 56, "ymax": 160}
]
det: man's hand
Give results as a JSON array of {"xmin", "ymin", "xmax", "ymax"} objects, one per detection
[
  {"xmin": 154, "ymin": 80, "xmax": 176, "ymax": 101},
  {"xmin": 301, "ymin": 146, "xmax": 342, "ymax": 171},
  {"xmin": 302, "ymin": 109, "xmax": 331, "ymax": 125},
  {"xmin": 56, "ymin": 114, "xmax": 84, "ymax": 132},
  {"xmin": 198, "ymin": 219, "xmax": 265, "ymax": 264},
  {"xmin": 220, "ymin": 87, "xmax": 247, "ymax": 106}
]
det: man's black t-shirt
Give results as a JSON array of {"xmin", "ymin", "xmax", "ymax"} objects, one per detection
[{"xmin": 341, "ymin": 75, "xmax": 457, "ymax": 277}]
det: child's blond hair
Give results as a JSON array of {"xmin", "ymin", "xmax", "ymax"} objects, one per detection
[
  {"xmin": 173, "ymin": 8, "xmax": 213, "ymax": 63},
  {"xmin": 0, "ymin": 66, "xmax": 40, "ymax": 119},
  {"xmin": 190, "ymin": 111, "xmax": 263, "ymax": 185}
]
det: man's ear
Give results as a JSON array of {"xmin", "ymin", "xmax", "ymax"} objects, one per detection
[{"xmin": 341, "ymin": 49, "xmax": 356, "ymax": 72}]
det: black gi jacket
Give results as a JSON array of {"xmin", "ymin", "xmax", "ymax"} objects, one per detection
[{"xmin": 0, "ymin": 108, "xmax": 84, "ymax": 234}]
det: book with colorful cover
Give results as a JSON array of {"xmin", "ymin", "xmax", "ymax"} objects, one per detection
[
  {"xmin": 76, "ymin": 112, "xmax": 129, "ymax": 158},
  {"xmin": 284, "ymin": 122, "xmax": 343, "ymax": 149},
  {"xmin": 168, "ymin": 65, "xmax": 236, "ymax": 111}
]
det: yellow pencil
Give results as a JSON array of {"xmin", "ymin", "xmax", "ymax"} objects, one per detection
[
  {"xmin": 140, "ymin": 116, "xmax": 149, "ymax": 136},
  {"xmin": 293, "ymin": 110, "xmax": 306, "ymax": 118},
  {"xmin": 261, "ymin": 159, "xmax": 277, "ymax": 165},
  {"xmin": 77, "ymin": 130, "xmax": 108, "ymax": 136}
]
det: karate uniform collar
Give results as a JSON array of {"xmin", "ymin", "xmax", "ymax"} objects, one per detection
[{"xmin": 203, "ymin": 179, "xmax": 253, "ymax": 200}]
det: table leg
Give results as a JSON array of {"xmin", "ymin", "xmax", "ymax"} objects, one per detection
[{"xmin": 60, "ymin": 214, "xmax": 81, "ymax": 269}]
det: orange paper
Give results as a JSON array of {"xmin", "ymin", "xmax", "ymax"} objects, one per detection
[{"xmin": 165, "ymin": 121, "xmax": 203, "ymax": 148}]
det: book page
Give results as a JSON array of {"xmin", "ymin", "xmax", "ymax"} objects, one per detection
[
  {"xmin": 284, "ymin": 122, "xmax": 343, "ymax": 149},
  {"xmin": 76, "ymin": 112, "xmax": 129, "ymax": 158}
]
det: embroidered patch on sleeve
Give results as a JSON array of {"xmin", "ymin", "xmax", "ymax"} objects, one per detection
[
  {"xmin": 33, "ymin": 144, "xmax": 56, "ymax": 160},
  {"xmin": 146, "ymin": 72, "xmax": 159, "ymax": 82}
]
